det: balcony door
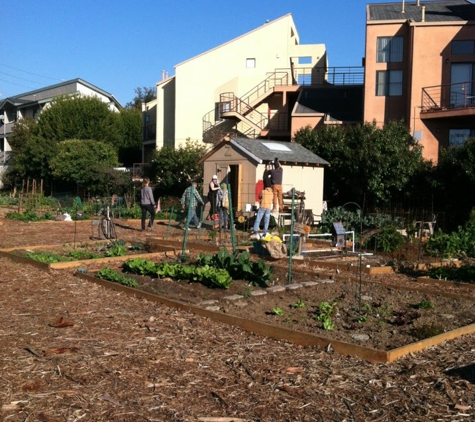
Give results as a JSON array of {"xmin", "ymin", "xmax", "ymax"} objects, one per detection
[{"xmin": 450, "ymin": 63, "xmax": 474, "ymax": 107}]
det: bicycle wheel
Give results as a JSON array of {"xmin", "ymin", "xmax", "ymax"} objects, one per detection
[{"xmin": 101, "ymin": 217, "xmax": 117, "ymax": 239}]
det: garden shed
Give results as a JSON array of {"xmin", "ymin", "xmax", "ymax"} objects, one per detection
[{"xmin": 199, "ymin": 137, "xmax": 329, "ymax": 221}]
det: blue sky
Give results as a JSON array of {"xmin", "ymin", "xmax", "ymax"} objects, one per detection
[{"xmin": 1, "ymin": 0, "xmax": 398, "ymax": 106}]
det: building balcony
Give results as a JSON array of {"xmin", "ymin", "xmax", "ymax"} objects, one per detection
[{"xmin": 421, "ymin": 81, "xmax": 475, "ymax": 119}]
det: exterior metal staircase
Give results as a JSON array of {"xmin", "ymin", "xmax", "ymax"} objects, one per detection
[{"xmin": 202, "ymin": 67, "xmax": 364, "ymax": 142}]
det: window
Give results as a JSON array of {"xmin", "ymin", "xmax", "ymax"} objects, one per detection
[
  {"xmin": 246, "ymin": 58, "xmax": 256, "ymax": 68},
  {"xmin": 452, "ymin": 40, "xmax": 475, "ymax": 55},
  {"xmin": 449, "ymin": 129, "xmax": 475, "ymax": 146},
  {"xmin": 298, "ymin": 56, "xmax": 312, "ymax": 64},
  {"xmin": 377, "ymin": 36, "xmax": 403, "ymax": 62},
  {"xmin": 376, "ymin": 70, "xmax": 403, "ymax": 96}
]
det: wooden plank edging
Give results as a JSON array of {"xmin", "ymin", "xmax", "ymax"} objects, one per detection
[{"xmin": 73, "ymin": 272, "xmax": 475, "ymax": 364}]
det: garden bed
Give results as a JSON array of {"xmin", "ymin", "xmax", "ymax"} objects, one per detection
[
  {"xmin": 0, "ymin": 240, "xmax": 182, "ymax": 271},
  {"xmin": 75, "ymin": 244, "xmax": 475, "ymax": 362}
]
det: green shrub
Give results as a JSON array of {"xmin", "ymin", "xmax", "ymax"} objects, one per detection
[
  {"xmin": 425, "ymin": 223, "xmax": 475, "ymax": 258},
  {"xmin": 364, "ymin": 225, "xmax": 405, "ymax": 252},
  {"xmin": 96, "ymin": 267, "xmax": 138, "ymax": 288}
]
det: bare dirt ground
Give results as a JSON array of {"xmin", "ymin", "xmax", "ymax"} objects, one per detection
[{"xmin": 0, "ymin": 219, "xmax": 474, "ymax": 421}]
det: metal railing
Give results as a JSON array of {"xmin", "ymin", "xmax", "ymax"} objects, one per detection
[
  {"xmin": 202, "ymin": 66, "xmax": 364, "ymax": 140},
  {"xmin": 421, "ymin": 80, "xmax": 475, "ymax": 112},
  {"xmin": 219, "ymin": 92, "xmax": 268, "ymax": 130}
]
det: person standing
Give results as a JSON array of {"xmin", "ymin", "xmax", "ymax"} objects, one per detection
[
  {"xmin": 181, "ymin": 182, "xmax": 204, "ymax": 228},
  {"xmin": 270, "ymin": 157, "xmax": 284, "ymax": 212},
  {"xmin": 207, "ymin": 175, "xmax": 220, "ymax": 220},
  {"xmin": 140, "ymin": 178, "xmax": 156, "ymax": 231},
  {"xmin": 216, "ymin": 183, "xmax": 229, "ymax": 232},
  {"xmin": 253, "ymin": 177, "xmax": 273, "ymax": 235}
]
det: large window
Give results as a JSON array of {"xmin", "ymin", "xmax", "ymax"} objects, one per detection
[
  {"xmin": 377, "ymin": 36, "xmax": 403, "ymax": 62},
  {"xmin": 449, "ymin": 129, "xmax": 475, "ymax": 146},
  {"xmin": 452, "ymin": 40, "xmax": 475, "ymax": 55},
  {"xmin": 376, "ymin": 70, "xmax": 403, "ymax": 96},
  {"xmin": 450, "ymin": 63, "xmax": 474, "ymax": 107}
]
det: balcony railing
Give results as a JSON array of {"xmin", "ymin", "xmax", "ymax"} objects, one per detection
[{"xmin": 421, "ymin": 81, "xmax": 475, "ymax": 112}]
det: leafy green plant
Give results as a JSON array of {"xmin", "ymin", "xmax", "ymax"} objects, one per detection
[
  {"xmin": 122, "ymin": 257, "xmax": 232, "ymax": 289},
  {"xmin": 105, "ymin": 241, "xmax": 127, "ymax": 257},
  {"xmin": 207, "ymin": 230, "xmax": 217, "ymax": 242},
  {"xmin": 357, "ymin": 315, "xmax": 368, "ymax": 323},
  {"xmin": 411, "ymin": 324, "xmax": 444, "ymax": 340},
  {"xmin": 122, "ymin": 258, "xmax": 157, "ymax": 276},
  {"xmin": 196, "ymin": 248, "xmax": 274, "ymax": 287},
  {"xmin": 315, "ymin": 301, "xmax": 338, "ymax": 330},
  {"xmin": 417, "ymin": 296, "xmax": 434, "ymax": 309},
  {"xmin": 67, "ymin": 250, "xmax": 101, "ymax": 260},
  {"xmin": 428, "ymin": 264, "xmax": 475, "ymax": 284},
  {"xmin": 365, "ymin": 225, "xmax": 405, "ymax": 253},
  {"xmin": 425, "ymin": 223, "xmax": 475, "ymax": 259},
  {"xmin": 290, "ymin": 299, "xmax": 306, "ymax": 309},
  {"xmin": 6, "ymin": 210, "xmax": 52, "ymax": 222},
  {"xmin": 25, "ymin": 251, "xmax": 66, "ymax": 264},
  {"xmin": 96, "ymin": 267, "xmax": 138, "ymax": 287},
  {"xmin": 272, "ymin": 307, "xmax": 285, "ymax": 316}
]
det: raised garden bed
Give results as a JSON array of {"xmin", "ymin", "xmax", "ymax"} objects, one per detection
[
  {"xmin": 4, "ymin": 235, "xmax": 475, "ymax": 363},
  {"xmin": 0, "ymin": 240, "xmax": 183, "ymax": 271},
  {"xmin": 70, "ymin": 238, "xmax": 475, "ymax": 363}
]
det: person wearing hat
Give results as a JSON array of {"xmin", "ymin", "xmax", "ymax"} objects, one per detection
[{"xmin": 207, "ymin": 174, "xmax": 220, "ymax": 220}]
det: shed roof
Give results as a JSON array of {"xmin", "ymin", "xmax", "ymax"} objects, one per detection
[
  {"xmin": 200, "ymin": 138, "xmax": 329, "ymax": 167},
  {"xmin": 367, "ymin": 1, "xmax": 475, "ymax": 23}
]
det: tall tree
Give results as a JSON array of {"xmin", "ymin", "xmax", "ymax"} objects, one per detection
[
  {"xmin": 294, "ymin": 121, "xmax": 424, "ymax": 207},
  {"xmin": 3, "ymin": 95, "xmax": 140, "ymax": 193},
  {"xmin": 116, "ymin": 108, "xmax": 142, "ymax": 166},
  {"xmin": 125, "ymin": 86, "xmax": 156, "ymax": 110},
  {"xmin": 148, "ymin": 140, "xmax": 209, "ymax": 197},
  {"xmin": 433, "ymin": 137, "xmax": 475, "ymax": 228},
  {"xmin": 36, "ymin": 95, "xmax": 121, "ymax": 145},
  {"xmin": 49, "ymin": 139, "xmax": 119, "ymax": 195}
]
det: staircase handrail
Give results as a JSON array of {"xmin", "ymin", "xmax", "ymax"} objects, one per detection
[
  {"xmin": 240, "ymin": 71, "xmax": 290, "ymax": 107},
  {"xmin": 219, "ymin": 92, "xmax": 268, "ymax": 129}
]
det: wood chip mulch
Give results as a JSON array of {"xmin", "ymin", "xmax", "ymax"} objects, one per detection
[{"xmin": 0, "ymin": 219, "xmax": 474, "ymax": 421}]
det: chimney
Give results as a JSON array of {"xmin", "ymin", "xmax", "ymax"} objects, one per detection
[
  {"xmin": 421, "ymin": 5, "xmax": 425, "ymax": 22},
  {"xmin": 416, "ymin": 0, "xmax": 420, "ymax": 6},
  {"xmin": 401, "ymin": 0, "xmax": 405, "ymax": 13}
]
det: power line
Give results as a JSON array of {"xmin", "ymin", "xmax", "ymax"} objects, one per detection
[
  {"xmin": 0, "ymin": 62, "xmax": 61, "ymax": 82},
  {"xmin": 0, "ymin": 70, "xmax": 50, "ymax": 85},
  {"xmin": 0, "ymin": 77, "xmax": 38, "ymax": 91}
]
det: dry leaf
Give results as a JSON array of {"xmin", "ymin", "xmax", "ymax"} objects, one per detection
[
  {"xmin": 455, "ymin": 404, "xmax": 472, "ymax": 411},
  {"xmin": 48, "ymin": 317, "xmax": 74, "ymax": 328}
]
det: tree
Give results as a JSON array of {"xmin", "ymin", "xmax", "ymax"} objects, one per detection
[
  {"xmin": 433, "ymin": 137, "xmax": 475, "ymax": 228},
  {"xmin": 125, "ymin": 86, "xmax": 156, "ymax": 110},
  {"xmin": 116, "ymin": 108, "xmax": 142, "ymax": 166},
  {"xmin": 294, "ymin": 121, "xmax": 424, "ymax": 206},
  {"xmin": 148, "ymin": 140, "xmax": 209, "ymax": 197},
  {"xmin": 36, "ymin": 95, "xmax": 121, "ymax": 145},
  {"xmin": 3, "ymin": 95, "xmax": 143, "ymax": 193},
  {"xmin": 49, "ymin": 139, "xmax": 119, "ymax": 195}
]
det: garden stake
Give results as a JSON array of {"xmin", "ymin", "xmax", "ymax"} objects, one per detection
[
  {"xmin": 181, "ymin": 183, "xmax": 194, "ymax": 257},
  {"xmin": 287, "ymin": 188, "xmax": 296, "ymax": 284},
  {"xmin": 226, "ymin": 182, "xmax": 237, "ymax": 253},
  {"xmin": 166, "ymin": 206, "xmax": 174, "ymax": 240}
]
